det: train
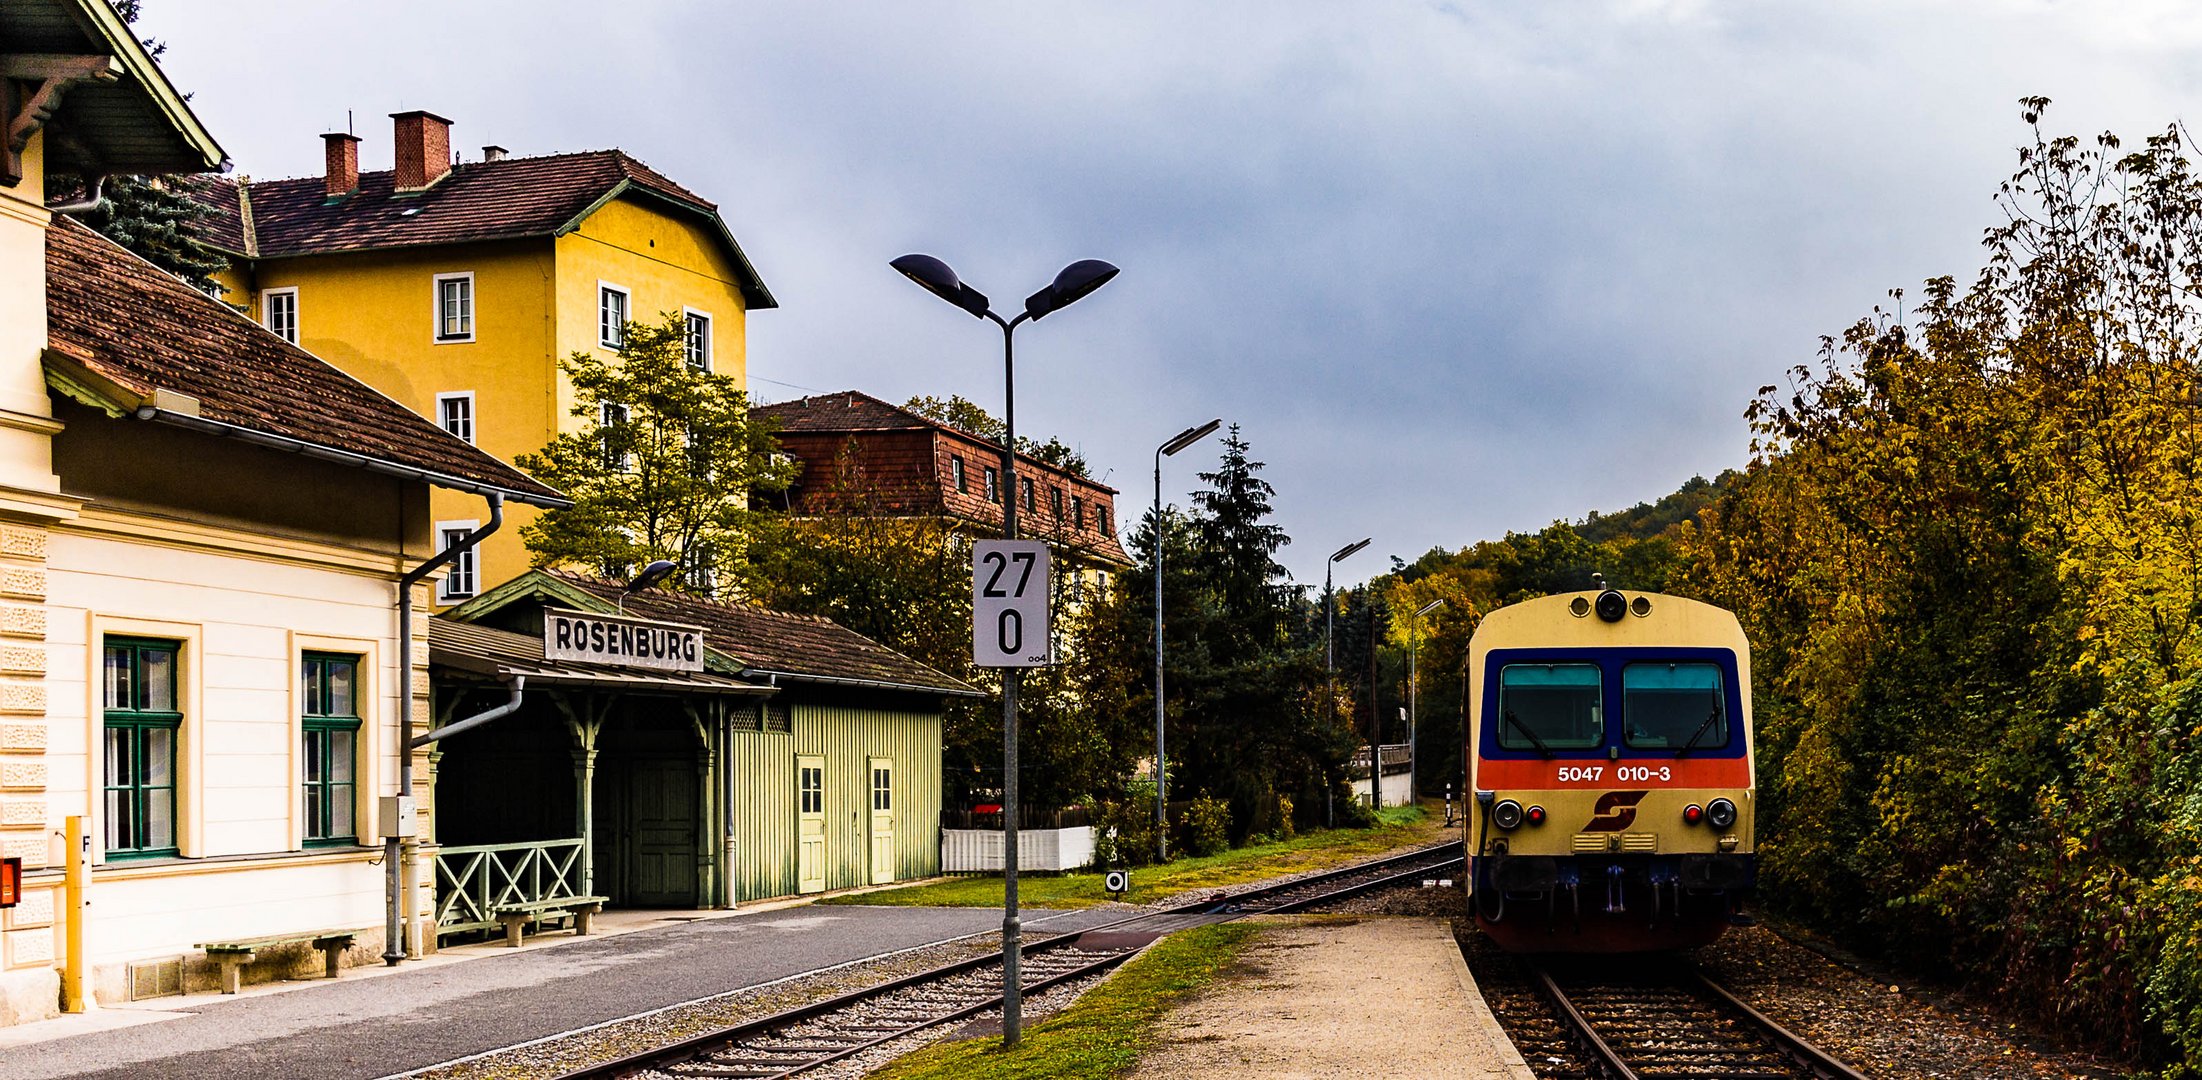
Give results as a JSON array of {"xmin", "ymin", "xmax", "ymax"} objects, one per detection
[{"xmin": 1463, "ymin": 582, "xmax": 1756, "ymax": 952}]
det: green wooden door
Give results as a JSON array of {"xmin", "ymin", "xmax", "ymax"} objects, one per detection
[
  {"xmin": 868, "ymin": 758, "xmax": 895, "ymax": 885},
  {"xmin": 797, "ymin": 756, "xmax": 826, "ymax": 893},
  {"xmin": 628, "ymin": 756, "xmax": 697, "ymax": 906}
]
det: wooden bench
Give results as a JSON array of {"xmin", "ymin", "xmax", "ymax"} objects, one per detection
[
  {"xmin": 194, "ymin": 930, "xmax": 358, "ymax": 994},
  {"xmin": 490, "ymin": 896, "xmax": 606, "ymax": 947}
]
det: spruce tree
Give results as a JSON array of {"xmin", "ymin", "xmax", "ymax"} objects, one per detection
[{"xmin": 55, "ymin": 1, "xmax": 231, "ymax": 294}]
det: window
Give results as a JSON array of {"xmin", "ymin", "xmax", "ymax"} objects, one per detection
[
  {"xmin": 600, "ymin": 403, "xmax": 631, "ymax": 470},
  {"xmin": 1099, "ymin": 505, "xmax": 1111, "ymax": 535},
  {"xmin": 437, "ymin": 392, "xmax": 475, "ymax": 444},
  {"xmin": 1021, "ymin": 477, "xmax": 1034, "ymax": 511},
  {"xmin": 984, "ymin": 466, "xmax": 1000, "ymax": 504},
  {"xmin": 437, "ymin": 521, "xmax": 478, "ymax": 600},
  {"xmin": 683, "ymin": 309, "xmax": 712, "ymax": 371},
  {"xmin": 1496, "ymin": 663, "xmax": 1604, "ymax": 751},
  {"xmin": 1050, "ymin": 486, "xmax": 1064, "ymax": 519},
  {"xmin": 598, "ymin": 283, "xmax": 629, "ymax": 348},
  {"xmin": 950, "ymin": 456, "xmax": 967, "ymax": 494},
  {"xmin": 1072, "ymin": 496, "xmax": 1085, "ymax": 530},
  {"xmin": 433, "ymin": 273, "xmax": 474, "ymax": 342},
  {"xmin": 103, "ymin": 637, "xmax": 180, "ymax": 858},
  {"xmin": 262, "ymin": 288, "xmax": 298, "ymax": 345},
  {"xmin": 301, "ymin": 653, "xmax": 361, "ymax": 845},
  {"xmin": 871, "ymin": 765, "xmax": 891, "ymax": 811},
  {"xmin": 1623, "ymin": 663, "xmax": 1727, "ymax": 751},
  {"xmin": 799, "ymin": 764, "xmax": 823, "ymax": 814}
]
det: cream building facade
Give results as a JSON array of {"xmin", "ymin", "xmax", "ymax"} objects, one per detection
[{"xmin": 0, "ymin": 0, "xmax": 564, "ymax": 1025}]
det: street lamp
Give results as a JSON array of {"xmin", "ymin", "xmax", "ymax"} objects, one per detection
[
  {"xmin": 1152, "ymin": 418, "xmax": 1221, "ymax": 864},
  {"xmin": 1324, "ymin": 538, "xmax": 1370, "ymax": 827},
  {"xmin": 1409, "ymin": 598, "xmax": 1444, "ymax": 806},
  {"xmin": 890, "ymin": 251, "xmax": 1117, "ymax": 1049},
  {"xmin": 617, "ymin": 559, "xmax": 678, "ymax": 613}
]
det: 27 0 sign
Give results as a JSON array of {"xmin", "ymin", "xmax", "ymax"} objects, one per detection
[{"xmin": 973, "ymin": 540, "xmax": 1051, "ymax": 667}]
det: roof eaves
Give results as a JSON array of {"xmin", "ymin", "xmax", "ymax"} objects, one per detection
[
  {"xmin": 738, "ymin": 666, "xmax": 983, "ymax": 699},
  {"xmin": 66, "ymin": 0, "xmax": 227, "ymax": 171},
  {"xmin": 558, "ymin": 180, "xmax": 777, "ymax": 311}
]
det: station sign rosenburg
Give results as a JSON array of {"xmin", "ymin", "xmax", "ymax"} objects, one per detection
[{"xmin": 543, "ymin": 607, "xmax": 706, "ymax": 673}]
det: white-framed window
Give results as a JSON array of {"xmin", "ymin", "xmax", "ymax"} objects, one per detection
[
  {"xmin": 600, "ymin": 402, "xmax": 631, "ymax": 470},
  {"xmin": 436, "ymin": 391, "xmax": 475, "ymax": 444},
  {"xmin": 683, "ymin": 308, "xmax": 712, "ymax": 371},
  {"xmin": 436, "ymin": 521, "xmax": 479, "ymax": 600},
  {"xmin": 598, "ymin": 283, "xmax": 630, "ymax": 348},
  {"xmin": 950, "ymin": 456, "xmax": 967, "ymax": 493},
  {"xmin": 433, "ymin": 272, "xmax": 474, "ymax": 342},
  {"xmin": 262, "ymin": 287, "xmax": 299, "ymax": 345}
]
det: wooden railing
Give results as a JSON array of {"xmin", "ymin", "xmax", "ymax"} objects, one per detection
[
  {"xmin": 433, "ymin": 838, "xmax": 586, "ymax": 939},
  {"xmin": 1348, "ymin": 743, "xmax": 1413, "ymax": 777}
]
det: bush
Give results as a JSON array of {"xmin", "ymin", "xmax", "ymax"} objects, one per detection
[
  {"xmin": 1095, "ymin": 793, "xmax": 1159, "ymax": 867},
  {"xmin": 1184, "ymin": 796, "xmax": 1231, "ymax": 856},
  {"xmin": 1275, "ymin": 795, "xmax": 1295, "ymax": 840}
]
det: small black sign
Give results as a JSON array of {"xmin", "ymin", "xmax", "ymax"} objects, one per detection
[{"xmin": 1104, "ymin": 869, "xmax": 1129, "ymax": 897}]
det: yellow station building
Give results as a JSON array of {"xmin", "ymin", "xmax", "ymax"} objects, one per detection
[{"xmin": 195, "ymin": 119, "xmax": 775, "ymax": 602}]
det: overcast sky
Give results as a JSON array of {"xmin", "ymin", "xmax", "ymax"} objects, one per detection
[{"xmin": 142, "ymin": 1, "xmax": 2202, "ymax": 587}]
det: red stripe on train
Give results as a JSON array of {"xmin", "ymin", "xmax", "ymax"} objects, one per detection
[{"xmin": 1474, "ymin": 757, "xmax": 1750, "ymax": 789}]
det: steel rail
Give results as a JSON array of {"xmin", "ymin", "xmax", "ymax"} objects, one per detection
[
  {"xmin": 1264, "ymin": 855, "xmax": 1463, "ymax": 913},
  {"xmin": 1695, "ymin": 972, "xmax": 1874, "ymax": 1080},
  {"xmin": 1524, "ymin": 957, "xmax": 1872, "ymax": 1080},
  {"xmin": 1524, "ymin": 961, "xmax": 1640, "ymax": 1080},
  {"xmin": 549, "ymin": 841, "xmax": 1461, "ymax": 1079}
]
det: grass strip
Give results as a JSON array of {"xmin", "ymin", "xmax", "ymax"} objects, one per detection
[
  {"xmin": 863, "ymin": 921, "xmax": 1263, "ymax": 1080},
  {"xmin": 829, "ymin": 804, "xmax": 1444, "ymax": 910}
]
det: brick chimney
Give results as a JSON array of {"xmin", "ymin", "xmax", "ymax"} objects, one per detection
[
  {"xmin": 481, "ymin": 144, "xmax": 508, "ymax": 162},
  {"xmin": 321, "ymin": 132, "xmax": 361, "ymax": 198},
  {"xmin": 390, "ymin": 110, "xmax": 453, "ymax": 191}
]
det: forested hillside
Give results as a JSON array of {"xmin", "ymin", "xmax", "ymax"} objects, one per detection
[{"xmin": 1381, "ymin": 102, "xmax": 2202, "ymax": 1073}]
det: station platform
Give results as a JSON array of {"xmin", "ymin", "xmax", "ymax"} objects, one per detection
[{"xmin": 1133, "ymin": 915, "xmax": 1535, "ymax": 1080}]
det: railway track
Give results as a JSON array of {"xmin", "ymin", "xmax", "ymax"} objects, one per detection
[
  {"xmin": 549, "ymin": 842, "xmax": 1459, "ymax": 1079},
  {"xmin": 1519, "ymin": 957, "xmax": 1869, "ymax": 1080}
]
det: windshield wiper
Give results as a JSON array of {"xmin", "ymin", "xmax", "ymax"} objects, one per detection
[
  {"xmin": 1503, "ymin": 709, "xmax": 1555, "ymax": 759},
  {"xmin": 1675, "ymin": 707, "xmax": 1722, "ymax": 758}
]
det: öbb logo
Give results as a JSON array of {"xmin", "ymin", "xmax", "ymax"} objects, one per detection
[{"xmin": 1581, "ymin": 791, "xmax": 1649, "ymax": 832}]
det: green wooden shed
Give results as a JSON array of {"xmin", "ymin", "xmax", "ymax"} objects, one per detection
[{"xmin": 429, "ymin": 570, "xmax": 977, "ymax": 924}]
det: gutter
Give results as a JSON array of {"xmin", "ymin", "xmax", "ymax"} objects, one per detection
[
  {"xmin": 384, "ymin": 495, "xmax": 503, "ymax": 966},
  {"xmin": 736, "ymin": 666, "xmax": 984, "ymax": 699},
  {"xmin": 411, "ymin": 676, "xmax": 524, "ymax": 748}
]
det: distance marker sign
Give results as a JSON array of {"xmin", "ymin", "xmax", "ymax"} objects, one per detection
[{"xmin": 973, "ymin": 539, "xmax": 1050, "ymax": 667}]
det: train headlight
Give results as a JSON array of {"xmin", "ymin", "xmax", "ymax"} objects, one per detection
[
  {"xmin": 1595, "ymin": 589, "xmax": 1627, "ymax": 622},
  {"xmin": 1492, "ymin": 799, "xmax": 1524, "ymax": 830},
  {"xmin": 1525, "ymin": 805, "xmax": 1546, "ymax": 826},
  {"xmin": 1682, "ymin": 803, "xmax": 1704, "ymax": 825},
  {"xmin": 1707, "ymin": 798, "xmax": 1737, "ymax": 829}
]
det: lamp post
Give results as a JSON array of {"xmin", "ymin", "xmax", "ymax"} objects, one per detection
[
  {"xmin": 890, "ymin": 252, "xmax": 1117, "ymax": 1049},
  {"xmin": 616, "ymin": 559, "xmax": 678, "ymax": 613},
  {"xmin": 1152, "ymin": 418, "xmax": 1221, "ymax": 863},
  {"xmin": 1324, "ymin": 538, "xmax": 1369, "ymax": 826},
  {"xmin": 1409, "ymin": 598, "xmax": 1444, "ymax": 806}
]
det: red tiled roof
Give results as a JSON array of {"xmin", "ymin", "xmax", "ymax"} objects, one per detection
[
  {"xmin": 195, "ymin": 150, "xmax": 772, "ymax": 307},
  {"xmin": 541, "ymin": 570, "xmax": 977, "ymax": 696},
  {"xmin": 43, "ymin": 214, "xmax": 565, "ymax": 506},
  {"xmin": 756, "ymin": 390, "xmax": 1134, "ymax": 565}
]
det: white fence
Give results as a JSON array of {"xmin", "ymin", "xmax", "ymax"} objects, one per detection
[{"xmin": 941, "ymin": 826, "xmax": 1096, "ymax": 872}]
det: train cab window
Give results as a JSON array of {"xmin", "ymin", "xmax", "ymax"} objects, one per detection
[
  {"xmin": 1497, "ymin": 664, "xmax": 1604, "ymax": 750},
  {"xmin": 1623, "ymin": 662, "xmax": 1727, "ymax": 751}
]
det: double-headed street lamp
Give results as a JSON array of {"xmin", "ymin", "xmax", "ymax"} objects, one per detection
[
  {"xmin": 1408, "ymin": 598, "xmax": 1444, "ymax": 805},
  {"xmin": 1324, "ymin": 538, "xmax": 1370, "ymax": 826},
  {"xmin": 1152, "ymin": 418, "xmax": 1221, "ymax": 863},
  {"xmin": 890, "ymin": 252, "xmax": 1117, "ymax": 1049}
]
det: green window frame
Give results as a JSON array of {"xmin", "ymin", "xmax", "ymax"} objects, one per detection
[
  {"xmin": 103, "ymin": 637, "xmax": 181, "ymax": 858},
  {"xmin": 301, "ymin": 652, "xmax": 362, "ymax": 846}
]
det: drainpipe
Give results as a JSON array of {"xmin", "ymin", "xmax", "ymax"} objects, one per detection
[
  {"xmin": 412, "ymin": 676, "xmax": 524, "ymax": 747},
  {"xmin": 385, "ymin": 494, "xmax": 503, "ymax": 966}
]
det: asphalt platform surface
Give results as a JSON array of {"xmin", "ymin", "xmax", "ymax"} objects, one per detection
[{"xmin": 1, "ymin": 904, "xmax": 1121, "ymax": 1080}]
